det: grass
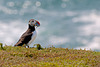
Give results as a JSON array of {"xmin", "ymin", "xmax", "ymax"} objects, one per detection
[{"xmin": 0, "ymin": 44, "xmax": 100, "ymax": 67}]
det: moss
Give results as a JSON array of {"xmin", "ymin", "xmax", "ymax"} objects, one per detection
[
  {"xmin": 0, "ymin": 43, "xmax": 5, "ymax": 50},
  {"xmin": 34, "ymin": 44, "xmax": 43, "ymax": 50},
  {"xmin": 0, "ymin": 44, "xmax": 100, "ymax": 67}
]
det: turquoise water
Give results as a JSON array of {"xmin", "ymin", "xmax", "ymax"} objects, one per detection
[{"xmin": 0, "ymin": 0, "xmax": 100, "ymax": 51}]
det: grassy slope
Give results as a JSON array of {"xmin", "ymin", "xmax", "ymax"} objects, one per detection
[{"xmin": 0, "ymin": 46, "xmax": 100, "ymax": 67}]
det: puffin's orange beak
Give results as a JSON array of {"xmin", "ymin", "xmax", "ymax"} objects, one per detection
[{"xmin": 35, "ymin": 20, "xmax": 40, "ymax": 27}]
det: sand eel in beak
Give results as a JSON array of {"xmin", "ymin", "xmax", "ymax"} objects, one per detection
[{"xmin": 14, "ymin": 19, "xmax": 40, "ymax": 48}]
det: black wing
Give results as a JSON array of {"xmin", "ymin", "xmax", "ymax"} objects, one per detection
[{"xmin": 14, "ymin": 32, "xmax": 33, "ymax": 46}]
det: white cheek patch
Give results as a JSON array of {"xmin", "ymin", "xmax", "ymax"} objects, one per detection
[
  {"xmin": 34, "ymin": 21, "xmax": 37, "ymax": 24},
  {"xmin": 29, "ymin": 22, "xmax": 35, "ymax": 26},
  {"xmin": 31, "ymin": 22, "xmax": 34, "ymax": 26}
]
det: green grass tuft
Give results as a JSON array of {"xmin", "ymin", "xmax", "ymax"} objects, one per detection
[
  {"xmin": 0, "ymin": 43, "xmax": 5, "ymax": 50},
  {"xmin": 0, "ymin": 44, "xmax": 100, "ymax": 67},
  {"xmin": 34, "ymin": 44, "xmax": 43, "ymax": 50}
]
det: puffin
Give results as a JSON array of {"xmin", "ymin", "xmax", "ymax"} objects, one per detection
[{"xmin": 14, "ymin": 19, "xmax": 40, "ymax": 48}]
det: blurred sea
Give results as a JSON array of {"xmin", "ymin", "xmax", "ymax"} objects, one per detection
[{"xmin": 0, "ymin": 0, "xmax": 100, "ymax": 51}]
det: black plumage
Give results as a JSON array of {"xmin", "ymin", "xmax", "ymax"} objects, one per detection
[{"xmin": 14, "ymin": 25, "xmax": 35, "ymax": 47}]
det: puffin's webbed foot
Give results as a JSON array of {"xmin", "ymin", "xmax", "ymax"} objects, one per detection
[
  {"xmin": 27, "ymin": 45, "xmax": 29, "ymax": 48},
  {"xmin": 23, "ymin": 44, "xmax": 29, "ymax": 48}
]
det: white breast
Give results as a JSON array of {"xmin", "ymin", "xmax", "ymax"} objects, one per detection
[{"xmin": 27, "ymin": 30, "xmax": 37, "ymax": 45}]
